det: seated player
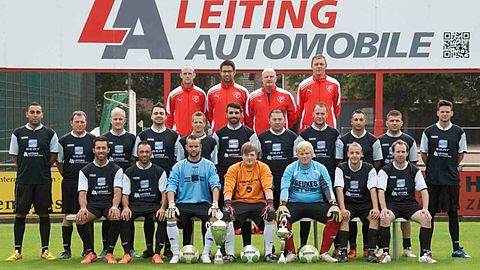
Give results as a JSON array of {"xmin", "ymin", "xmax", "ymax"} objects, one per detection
[
  {"xmin": 279, "ymin": 141, "xmax": 342, "ymax": 263},
  {"xmin": 121, "ymin": 141, "xmax": 168, "ymax": 264},
  {"xmin": 165, "ymin": 134, "xmax": 222, "ymax": 264},
  {"xmin": 223, "ymin": 142, "xmax": 276, "ymax": 262},
  {"xmin": 334, "ymin": 142, "xmax": 380, "ymax": 263},
  {"xmin": 377, "ymin": 140, "xmax": 436, "ymax": 264},
  {"xmin": 76, "ymin": 136, "xmax": 131, "ymax": 264}
]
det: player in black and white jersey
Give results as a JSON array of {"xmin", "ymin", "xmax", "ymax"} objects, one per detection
[
  {"xmin": 294, "ymin": 102, "xmax": 340, "ymax": 250},
  {"xmin": 76, "ymin": 136, "xmax": 129, "ymax": 264},
  {"xmin": 6, "ymin": 102, "xmax": 59, "ymax": 262},
  {"xmin": 420, "ymin": 100, "xmax": 470, "ymax": 258},
  {"xmin": 335, "ymin": 109, "xmax": 383, "ymax": 259},
  {"xmin": 103, "ymin": 107, "xmax": 136, "ymax": 171},
  {"xmin": 57, "ymin": 111, "xmax": 95, "ymax": 259},
  {"xmin": 133, "ymin": 103, "xmax": 179, "ymax": 258},
  {"xmin": 121, "ymin": 141, "xmax": 168, "ymax": 264},
  {"xmin": 377, "ymin": 140, "xmax": 436, "ymax": 264},
  {"xmin": 212, "ymin": 102, "xmax": 258, "ymax": 246},
  {"xmin": 378, "ymin": 109, "xmax": 418, "ymax": 258},
  {"xmin": 334, "ymin": 142, "xmax": 379, "ymax": 263}
]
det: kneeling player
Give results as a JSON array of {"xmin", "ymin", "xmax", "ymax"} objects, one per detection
[
  {"xmin": 377, "ymin": 140, "xmax": 436, "ymax": 264},
  {"xmin": 335, "ymin": 142, "xmax": 380, "ymax": 262},
  {"xmin": 223, "ymin": 142, "xmax": 276, "ymax": 262},
  {"xmin": 279, "ymin": 141, "xmax": 342, "ymax": 263},
  {"xmin": 165, "ymin": 135, "xmax": 222, "ymax": 264},
  {"xmin": 121, "ymin": 141, "xmax": 168, "ymax": 264}
]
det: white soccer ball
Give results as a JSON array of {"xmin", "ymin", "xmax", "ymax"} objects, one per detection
[
  {"xmin": 299, "ymin": 245, "xmax": 319, "ymax": 263},
  {"xmin": 240, "ymin": 245, "xmax": 260, "ymax": 263},
  {"xmin": 179, "ymin": 245, "xmax": 199, "ymax": 263}
]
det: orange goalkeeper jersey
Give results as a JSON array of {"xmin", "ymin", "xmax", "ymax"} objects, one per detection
[{"xmin": 223, "ymin": 160, "xmax": 273, "ymax": 204}]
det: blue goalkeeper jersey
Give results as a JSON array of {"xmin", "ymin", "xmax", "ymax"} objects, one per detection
[
  {"xmin": 167, "ymin": 157, "xmax": 221, "ymax": 204},
  {"xmin": 280, "ymin": 160, "xmax": 334, "ymax": 203}
]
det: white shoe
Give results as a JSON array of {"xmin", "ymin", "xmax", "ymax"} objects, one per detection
[
  {"xmin": 320, "ymin": 252, "xmax": 338, "ymax": 263},
  {"xmin": 375, "ymin": 248, "xmax": 384, "ymax": 257},
  {"xmin": 419, "ymin": 252, "xmax": 437, "ymax": 264},
  {"xmin": 402, "ymin": 248, "xmax": 416, "ymax": 258},
  {"xmin": 169, "ymin": 255, "xmax": 179, "ymax": 264},
  {"xmin": 379, "ymin": 252, "xmax": 391, "ymax": 264},
  {"xmin": 201, "ymin": 254, "xmax": 211, "ymax": 264},
  {"xmin": 286, "ymin": 252, "xmax": 297, "ymax": 262}
]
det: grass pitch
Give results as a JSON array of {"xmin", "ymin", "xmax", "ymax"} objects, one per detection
[{"xmin": 0, "ymin": 220, "xmax": 478, "ymax": 269}]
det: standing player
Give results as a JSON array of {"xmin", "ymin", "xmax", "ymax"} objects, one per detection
[
  {"xmin": 378, "ymin": 109, "xmax": 418, "ymax": 257},
  {"xmin": 336, "ymin": 109, "xmax": 383, "ymax": 258},
  {"xmin": 294, "ymin": 102, "xmax": 340, "ymax": 248},
  {"xmin": 334, "ymin": 143, "xmax": 379, "ymax": 263},
  {"xmin": 166, "ymin": 65, "xmax": 206, "ymax": 137},
  {"xmin": 420, "ymin": 100, "xmax": 470, "ymax": 258},
  {"xmin": 165, "ymin": 135, "xmax": 222, "ymax": 264},
  {"xmin": 223, "ymin": 142, "xmax": 277, "ymax": 262},
  {"xmin": 76, "ymin": 136, "xmax": 129, "ymax": 264},
  {"xmin": 121, "ymin": 142, "xmax": 168, "ymax": 264},
  {"xmin": 103, "ymin": 107, "xmax": 139, "ymax": 258},
  {"xmin": 245, "ymin": 68, "xmax": 297, "ymax": 134},
  {"xmin": 279, "ymin": 141, "xmax": 341, "ymax": 263},
  {"xmin": 206, "ymin": 60, "xmax": 249, "ymax": 133},
  {"xmin": 6, "ymin": 102, "xmax": 59, "ymax": 261},
  {"xmin": 297, "ymin": 54, "xmax": 341, "ymax": 132},
  {"xmin": 377, "ymin": 140, "xmax": 436, "ymax": 264},
  {"xmin": 133, "ymin": 103, "xmax": 179, "ymax": 258},
  {"xmin": 57, "ymin": 111, "xmax": 95, "ymax": 259}
]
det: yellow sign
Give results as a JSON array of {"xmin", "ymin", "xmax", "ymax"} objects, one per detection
[{"xmin": 0, "ymin": 171, "xmax": 63, "ymax": 214}]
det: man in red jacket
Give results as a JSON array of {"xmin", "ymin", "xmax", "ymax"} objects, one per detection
[
  {"xmin": 245, "ymin": 68, "xmax": 297, "ymax": 134},
  {"xmin": 206, "ymin": 60, "xmax": 249, "ymax": 133},
  {"xmin": 166, "ymin": 65, "xmax": 206, "ymax": 136},
  {"xmin": 297, "ymin": 55, "xmax": 341, "ymax": 131}
]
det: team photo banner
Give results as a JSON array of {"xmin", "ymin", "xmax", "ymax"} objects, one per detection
[{"xmin": 0, "ymin": 0, "xmax": 479, "ymax": 70}]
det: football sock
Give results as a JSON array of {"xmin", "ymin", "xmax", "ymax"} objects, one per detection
[
  {"xmin": 349, "ymin": 221, "xmax": 357, "ymax": 249},
  {"xmin": 102, "ymin": 220, "xmax": 110, "ymax": 250},
  {"xmin": 202, "ymin": 225, "xmax": 214, "ymax": 256},
  {"xmin": 367, "ymin": 228, "xmax": 379, "ymax": 251},
  {"xmin": 155, "ymin": 222, "xmax": 167, "ymax": 254},
  {"xmin": 362, "ymin": 220, "xmax": 369, "ymax": 250},
  {"xmin": 77, "ymin": 223, "xmax": 93, "ymax": 253},
  {"xmin": 107, "ymin": 221, "xmax": 121, "ymax": 254},
  {"xmin": 62, "ymin": 225, "xmax": 73, "ymax": 251},
  {"xmin": 130, "ymin": 220, "xmax": 135, "ymax": 248},
  {"xmin": 39, "ymin": 216, "xmax": 51, "ymax": 252},
  {"xmin": 419, "ymin": 227, "xmax": 432, "ymax": 252},
  {"xmin": 120, "ymin": 221, "xmax": 132, "ymax": 253},
  {"xmin": 225, "ymin": 222, "xmax": 235, "ymax": 255},
  {"xmin": 182, "ymin": 220, "xmax": 194, "ymax": 246},
  {"xmin": 300, "ymin": 221, "xmax": 311, "ymax": 246},
  {"xmin": 144, "ymin": 219, "xmax": 154, "ymax": 251},
  {"xmin": 448, "ymin": 211, "xmax": 460, "ymax": 251},
  {"xmin": 166, "ymin": 221, "xmax": 180, "ymax": 255},
  {"xmin": 337, "ymin": 230, "xmax": 349, "ymax": 250},
  {"xmin": 241, "ymin": 221, "xmax": 252, "ymax": 246},
  {"xmin": 14, "ymin": 217, "xmax": 26, "ymax": 253},
  {"xmin": 379, "ymin": 226, "xmax": 390, "ymax": 254},
  {"xmin": 320, "ymin": 219, "xmax": 340, "ymax": 254},
  {"xmin": 264, "ymin": 223, "xmax": 275, "ymax": 255}
]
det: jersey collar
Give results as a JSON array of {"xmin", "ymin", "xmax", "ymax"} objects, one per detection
[
  {"xmin": 70, "ymin": 131, "xmax": 87, "ymax": 138},
  {"xmin": 262, "ymin": 85, "xmax": 277, "ymax": 93},
  {"xmin": 227, "ymin": 124, "xmax": 242, "ymax": 130},
  {"xmin": 386, "ymin": 130, "xmax": 403, "ymax": 137},
  {"xmin": 348, "ymin": 160, "xmax": 363, "ymax": 172},
  {"xmin": 136, "ymin": 161, "xmax": 152, "ymax": 170},
  {"xmin": 181, "ymin": 83, "xmax": 194, "ymax": 92},
  {"xmin": 110, "ymin": 129, "xmax": 127, "ymax": 136},
  {"xmin": 436, "ymin": 121, "xmax": 453, "ymax": 131},
  {"xmin": 350, "ymin": 130, "xmax": 367, "ymax": 138},
  {"xmin": 311, "ymin": 124, "xmax": 328, "ymax": 131},
  {"xmin": 270, "ymin": 128, "xmax": 286, "ymax": 135},
  {"xmin": 312, "ymin": 74, "xmax": 327, "ymax": 83},
  {"xmin": 93, "ymin": 160, "xmax": 110, "ymax": 167},
  {"xmin": 151, "ymin": 125, "xmax": 167, "ymax": 133},
  {"xmin": 25, "ymin": 123, "xmax": 44, "ymax": 131},
  {"xmin": 221, "ymin": 80, "xmax": 235, "ymax": 89},
  {"xmin": 393, "ymin": 161, "xmax": 408, "ymax": 170}
]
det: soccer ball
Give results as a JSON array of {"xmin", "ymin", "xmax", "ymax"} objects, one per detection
[
  {"xmin": 179, "ymin": 245, "xmax": 199, "ymax": 263},
  {"xmin": 298, "ymin": 245, "xmax": 319, "ymax": 263},
  {"xmin": 240, "ymin": 245, "xmax": 260, "ymax": 263}
]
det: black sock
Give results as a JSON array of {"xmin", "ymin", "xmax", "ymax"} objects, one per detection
[
  {"xmin": 107, "ymin": 221, "xmax": 121, "ymax": 254},
  {"xmin": 448, "ymin": 211, "xmax": 460, "ymax": 251},
  {"xmin": 182, "ymin": 220, "xmax": 193, "ymax": 246},
  {"xmin": 379, "ymin": 226, "xmax": 390, "ymax": 254},
  {"xmin": 419, "ymin": 227, "xmax": 432, "ymax": 253},
  {"xmin": 367, "ymin": 228, "xmax": 379, "ymax": 251},
  {"xmin": 120, "ymin": 221, "xmax": 132, "ymax": 253},
  {"xmin": 362, "ymin": 220, "xmax": 369, "ymax": 250},
  {"xmin": 102, "ymin": 220, "xmax": 110, "ymax": 251},
  {"xmin": 241, "ymin": 221, "xmax": 252, "ymax": 246},
  {"xmin": 403, "ymin": 238, "xmax": 411, "ymax": 249},
  {"xmin": 14, "ymin": 217, "xmax": 26, "ymax": 253},
  {"xmin": 300, "ymin": 221, "xmax": 311, "ymax": 246},
  {"xmin": 349, "ymin": 222, "xmax": 357, "ymax": 249},
  {"xmin": 144, "ymin": 219, "xmax": 154, "ymax": 251},
  {"xmin": 39, "ymin": 217, "xmax": 51, "ymax": 252},
  {"xmin": 62, "ymin": 226, "xmax": 74, "ymax": 251},
  {"xmin": 155, "ymin": 222, "xmax": 167, "ymax": 254},
  {"xmin": 338, "ymin": 230, "xmax": 349, "ymax": 250},
  {"xmin": 77, "ymin": 223, "xmax": 94, "ymax": 253},
  {"xmin": 130, "ymin": 220, "xmax": 135, "ymax": 249}
]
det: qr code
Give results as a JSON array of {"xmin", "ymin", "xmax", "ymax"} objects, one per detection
[{"xmin": 443, "ymin": 32, "xmax": 470, "ymax": 58}]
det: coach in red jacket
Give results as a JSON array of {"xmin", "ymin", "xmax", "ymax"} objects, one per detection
[
  {"xmin": 245, "ymin": 68, "xmax": 297, "ymax": 134},
  {"xmin": 297, "ymin": 55, "xmax": 341, "ymax": 132}
]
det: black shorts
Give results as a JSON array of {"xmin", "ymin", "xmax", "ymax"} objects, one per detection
[
  {"xmin": 428, "ymin": 184, "xmax": 459, "ymax": 213},
  {"xmin": 15, "ymin": 183, "xmax": 52, "ymax": 215},
  {"xmin": 131, "ymin": 204, "xmax": 161, "ymax": 220},
  {"xmin": 87, "ymin": 201, "xmax": 112, "ymax": 219},
  {"xmin": 345, "ymin": 201, "xmax": 372, "ymax": 220},
  {"xmin": 232, "ymin": 202, "xmax": 264, "ymax": 230},
  {"xmin": 287, "ymin": 202, "xmax": 329, "ymax": 224},
  {"xmin": 387, "ymin": 201, "xmax": 422, "ymax": 220},
  {"xmin": 62, "ymin": 179, "xmax": 79, "ymax": 214},
  {"xmin": 177, "ymin": 203, "xmax": 210, "ymax": 223}
]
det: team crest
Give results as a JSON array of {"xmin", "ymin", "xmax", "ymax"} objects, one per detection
[
  {"xmin": 233, "ymin": 92, "xmax": 241, "ymax": 99},
  {"xmin": 192, "ymin": 96, "xmax": 200, "ymax": 103},
  {"xmin": 326, "ymin": 85, "xmax": 333, "ymax": 92},
  {"xmin": 277, "ymin": 96, "xmax": 285, "ymax": 103}
]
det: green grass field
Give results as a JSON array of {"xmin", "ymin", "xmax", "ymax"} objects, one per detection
[{"xmin": 0, "ymin": 221, "xmax": 478, "ymax": 269}]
